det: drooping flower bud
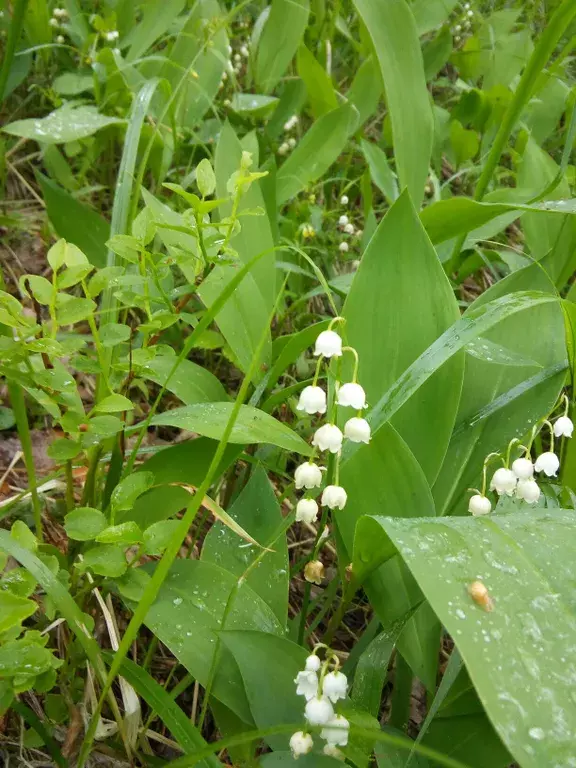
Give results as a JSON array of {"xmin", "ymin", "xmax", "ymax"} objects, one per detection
[
  {"xmin": 340, "ymin": 195, "xmax": 349, "ymax": 205},
  {"xmin": 304, "ymin": 560, "xmax": 325, "ymax": 585},
  {"xmin": 339, "ymin": 241, "xmax": 349, "ymax": 253},
  {"xmin": 296, "ymin": 498, "xmax": 319, "ymax": 523},
  {"xmin": 312, "ymin": 424, "xmax": 343, "ymax": 453},
  {"xmin": 516, "ymin": 478, "xmax": 541, "ymax": 504},
  {"xmin": 294, "ymin": 462, "xmax": 323, "ymax": 490},
  {"xmin": 534, "ymin": 451, "xmax": 560, "ymax": 477},
  {"xmin": 289, "ymin": 731, "xmax": 313, "ymax": 758},
  {"xmin": 321, "ymin": 485, "xmax": 347, "ymax": 510},
  {"xmin": 320, "ymin": 715, "xmax": 350, "ymax": 746},
  {"xmin": 338, "ymin": 215, "xmax": 349, "ymax": 227},
  {"xmin": 489, "ymin": 467, "xmax": 517, "ymax": 496},
  {"xmin": 305, "ymin": 654, "xmax": 321, "ymax": 672},
  {"xmin": 297, "ymin": 385, "xmax": 327, "ymax": 415},
  {"xmin": 304, "ymin": 696, "xmax": 334, "ymax": 725},
  {"xmin": 344, "ymin": 222, "xmax": 354, "ymax": 234},
  {"xmin": 511, "ymin": 457, "xmax": 534, "ymax": 480},
  {"xmin": 344, "ymin": 417, "xmax": 371, "ymax": 443},
  {"xmin": 337, "ymin": 382, "xmax": 367, "ymax": 409},
  {"xmin": 314, "ymin": 330, "xmax": 343, "ymax": 358},
  {"xmin": 553, "ymin": 415, "xmax": 573, "ymax": 438},
  {"xmin": 294, "ymin": 670, "xmax": 319, "ymax": 700},
  {"xmin": 468, "ymin": 494, "xmax": 491, "ymax": 516},
  {"xmin": 322, "ymin": 671, "xmax": 348, "ymax": 703}
]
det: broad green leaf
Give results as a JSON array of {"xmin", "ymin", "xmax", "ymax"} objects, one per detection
[
  {"xmin": 64, "ymin": 507, "xmax": 107, "ymax": 541},
  {"xmin": 0, "ymin": 640, "xmax": 54, "ymax": 677},
  {"xmin": 196, "ymin": 158, "xmax": 216, "ymax": 198},
  {"xmin": 355, "ymin": 510, "xmax": 576, "ymax": 768},
  {"xmin": 229, "ymin": 94, "xmax": 279, "ymax": 119},
  {"xmin": 0, "ymin": 592, "xmax": 37, "ymax": 633},
  {"xmin": 343, "ymin": 192, "xmax": 463, "ymax": 484},
  {"xmin": 37, "ymin": 174, "xmax": 109, "ymax": 267},
  {"xmin": 433, "ymin": 265, "xmax": 565, "ymax": 517},
  {"xmin": 255, "ymin": 0, "xmax": 310, "ymax": 93},
  {"xmin": 55, "ymin": 295, "xmax": 96, "ymax": 325},
  {"xmin": 117, "ymin": 439, "xmax": 239, "ymax": 528},
  {"xmin": 411, "ymin": 0, "xmax": 459, "ymax": 35},
  {"xmin": 151, "ymin": 402, "xmax": 312, "ymax": 455},
  {"xmin": 353, "ymin": 0, "xmax": 433, "ymax": 203},
  {"xmin": 449, "ymin": 120, "xmax": 479, "ymax": 168},
  {"xmin": 114, "ymin": 656, "xmax": 220, "ymax": 766},
  {"xmin": 94, "ymin": 393, "xmax": 134, "ymax": 413},
  {"xmin": 347, "ymin": 56, "xmax": 383, "ymax": 127},
  {"xmin": 96, "ymin": 522, "xmax": 142, "ymax": 545},
  {"xmin": 142, "ymin": 520, "xmax": 181, "ymax": 556},
  {"xmin": 420, "ymin": 194, "xmax": 576, "ymax": 246},
  {"xmin": 276, "ymin": 103, "xmax": 359, "ymax": 204},
  {"xmin": 124, "ymin": 0, "xmax": 186, "ymax": 61},
  {"xmin": 296, "ymin": 44, "xmax": 338, "ymax": 118},
  {"xmin": 361, "ymin": 139, "xmax": 398, "ymax": 204},
  {"xmin": 142, "ymin": 560, "xmax": 282, "ymax": 721},
  {"xmin": 52, "ymin": 72, "xmax": 94, "ymax": 96},
  {"xmin": 79, "ymin": 544, "xmax": 127, "ymax": 578},
  {"xmin": 0, "ymin": 567, "xmax": 36, "ymax": 598},
  {"xmin": 46, "ymin": 438, "xmax": 81, "ymax": 462},
  {"xmin": 422, "ymin": 26, "xmax": 453, "ymax": 81},
  {"xmin": 100, "ymin": 323, "xmax": 132, "ymax": 347},
  {"xmin": 202, "ymin": 467, "xmax": 289, "ymax": 624},
  {"xmin": 141, "ymin": 354, "xmax": 227, "ymax": 406},
  {"xmin": 3, "ymin": 104, "xmax": 122, "ymax": 144},
  {"xmin": 111, "ymin": 472, "xmax": 155, "ymax": 514},
  {"xmin": 259, "ymin": 754, "xmax": 342, "ymax": 767}
]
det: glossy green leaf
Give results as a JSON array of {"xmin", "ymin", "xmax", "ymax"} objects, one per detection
[
  {"xmin": 152, "ymin": 403, "xmax": 312, "ymax": 455},
  {"xmin": 79, "ymin": 544, "xmax": 127, "ymax": 578},
  {"xmin": 94, "ymin": 393, "xmax": 134, "ymax": 413},
  {"xmin": 96, "ymin": 522, "xmax": 142, "ymax": 545},
  {"xmin": 100, "ymin": 323, "xmax": 132, "ymax": 347},
  {"xmin": 3, "ymin": 104, "xmax": 122, "ymax": 144},
  {"xmin": 355, "ymin": 510, "xmax": 576, "ymax": 768},
  {"xmin": 276, "ymin": 103, "xmax": 359, "ymax": 204},
  {"xmin": 196, "ymin": 158, "xmax": 216, "ymax": 198},
  {"xmin": 343, "ymin": 191, "xmax": 463, "ymax": 484},
  {"xmin": 255, "ymin": 0, "xmax": 310, "ymax": 93},
  {"xmin": 64, "ymin": 507, "xmax": 107, "ymax": 541},
  {"xmin": 202, "ymin": 467, "xmax": 289, "ymax": 624},
  {"xmin": 0, "ymin": 592, "xmax": 37, "ymax": 633},
  {"xmin": 140, "ymin": 356, "xmax": 227, "ymax": 405},
  {"xmin": 361, "ymin": 139, "xmax": 398, "ymax": 204},
  {"xmin": 230, "ymin": 94, "xmax": 279, "ymax": 119},
  {"xmin": 353, "ymin": 0, "xmax": 433, "ymax": 203},
  {"xmin": 0, "ymin": 640, "xmax": 54, "ymax": 677},
  {"xmin": 47, "ymin": 438, "xmax": 81, "ymax": 462},
  {"xmin": 111, "ymin": 472, "xmax": 155, "ymax": 515},
  {"xmin": 55, "ymin": 295, "xmax": 96, "ymax": 325},
  {"xmin": 142, "ymin": 560, "xmax": 282, "ymax": 721},
  {"xmin": 52, "ymin": 72, "xmax": 94, "ymax": 96},
  {"xmin": 347, "ymin": 56, "xmax": 383, "ymax": 127}
]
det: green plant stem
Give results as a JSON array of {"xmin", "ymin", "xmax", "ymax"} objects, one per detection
[
  {"xmin": 7, "ymin": 382, "xmax": 43, "ymax": 541},
  {"xmin": 65, "ymin": 460, "xmax": 75, "ymax": 511},
  {"xmin": 0, "ymin": 0, "xmax": 29, "ymax": 102},
  {"xmin": 445, "ymin": 0, "xmax": 576, "ymax": 275}
]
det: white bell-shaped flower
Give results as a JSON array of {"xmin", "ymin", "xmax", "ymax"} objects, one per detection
[
  {"xmin": 321, "ymin": 485, "xmax": 347, "ymax": 510},
  {"xmin": 338, "ymin": 215, "xmax": 349, "ymax": 226},
  {"xmin": 320, "ymin": 715, "xmax": 350, "ymax": 747},
  {"xmin": 322, "ymin": 671, "xmax": 348, "ymax": 703},
  {"xmin": 511, "ymin": 457, "xmax": 534, "ymax": 480},
  {"xmin": 337, "ymin": 383, "xmax": 367, "ymax": 409},
  {"xmin": 339, "ymin": 241, "xmax": 349, "ymax": 253},
  {"xmin": 295, "ymin": 670, "xmax": 318, "ymax": 700},
  {"xmin": 312, "ymin": 424, "xmax": 343, "ymax": 454},
  {"xmin": 517, "ymin": 478, "xmax": 541, "ymax": 504},
  {"xmin": 294, "ymin": 462, "xmax": 324, "ymax": 490},
  {"xmin": 305, "ymin": 696, "xmax": 334, "ymax": 725},
  {"xmin": 296, "ymin": 498, "xmax": 319, "ymax": 523},
  {"xmin": 468, "ymin": 494, "xmax": 491, "ymax": 516},
  {"xmin": 489, "ymin": 467, "xmax": 517, "ymax": 496},
  {"xmin": 344, "ymin": 417, "xmax": 371, "ymax": 443},
  {"xmin": 554, "ymin": 416, "xmax": 574, "ymax": 438},
  {"xmin": 289, "ymin": 731, "xmax": 313, "ymax": 758},
  {"xmin": 534, "ymin": 451, "xmax": 560, "ymax": 477},
  {"xmin": 344, "ymin": 222, "xmax": 355, "ymax": 234},
  {"xmin": 340, "ymin": 195, "xmax": 349, "ymax": 205},
  {"xmin": 297, "ymin": 385, "xmax": 327, "ymax": 415},
  {"xmin": 305, "ymin": 654, "xmax": 321, "ymax": 672},
  {"xmin": 323, "ymin": 744, "xmax": 345, "ymax": 760},
  {"xmin": 314, "ymin": 330, "xmax": 343, "ymax": 358}
]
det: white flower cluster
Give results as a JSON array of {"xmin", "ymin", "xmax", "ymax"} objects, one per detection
[
  {"xmin": 290, "ymin": 652, "xmax": 349, "ymax": 759},
  {"xmin": 278, "ymin": 115, "xmax": 299, "ymax": 156},
  {"xmin": 453, "ymin": 2, "xmax": 474, "ymax": 42},
  {"xmin": 468, "ymin": 412, "xmax": 573, "ymax": 516},
  {"xmin": 337, "ymin": 207, "xmax": 362, "ymax": 255},
  {"xmin": 50, "ymin": 6, "xmax": 67, "ymax": 29},
  {"xmin": 294, "ymin": 326, "xmax": 371, "ymax": 526}
]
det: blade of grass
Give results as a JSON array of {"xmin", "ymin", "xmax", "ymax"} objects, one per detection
[
  {"xmin": 0, "ymin": 0, "xmax": 29, "ymax": 102},
  {"xmin": 446, "ymin": 0, "xmax": 576, "ymax": 274}
]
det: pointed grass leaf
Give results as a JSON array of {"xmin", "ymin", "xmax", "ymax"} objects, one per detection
[
  {"xmin": 141, "ymin": 356, "xmax": 227, "ymax": 405},
  {"xmin": 352, "ymin": 0, "xmax": 433, "ymax": 203},
  {"xmin": 354, "ymin": 511, "xmax": 576, "ymax": 768},
  {"xmin": 255, "ymin": 0, "xmax": 310, "ymax": 93},
  {"xmin": 151, "ymin": 403, "xmax": 312, "ymax": 455}
]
